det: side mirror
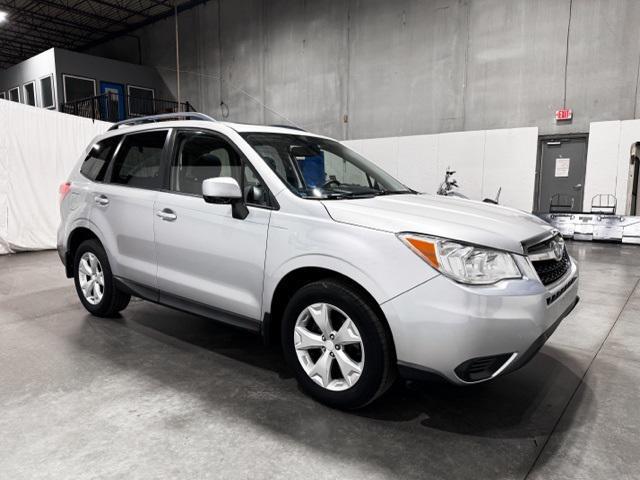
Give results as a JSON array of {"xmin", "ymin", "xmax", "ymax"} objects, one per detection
[{"xmin": 202, "ymin": 177, "xmax": 248, "ymax": 220}]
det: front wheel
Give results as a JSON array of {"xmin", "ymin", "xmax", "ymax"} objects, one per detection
[
  {"xmin": 281, "ymin": 279, "xmax": 395, "ymax": 409},
  {"xmin": 73, "ymin": 239, "xmax": 131, "ymax": 317}
]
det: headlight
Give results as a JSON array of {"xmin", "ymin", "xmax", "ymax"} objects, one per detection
[{"xmin": 398, "ymin": 233, "xmax": 521, "ymax": 285}]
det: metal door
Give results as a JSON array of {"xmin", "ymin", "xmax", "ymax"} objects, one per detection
[
  {"xmin": 99, "ymin": 82, "xmax": 125, "ymax": 121},
  {"xmin": 537, "ymin": 137, "xmax": 587, "ymax": 213}
]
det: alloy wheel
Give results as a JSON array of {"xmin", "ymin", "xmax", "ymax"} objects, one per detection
[
  {"xmin": 78, "ymin": 252, "xmax": 104, "ymax": 305},
  {"xmin": 293, "ymin": 302, "xmax": 365, "ymax": 391}
]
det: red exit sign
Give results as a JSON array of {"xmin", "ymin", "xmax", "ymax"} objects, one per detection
[{"xmin": 555, "ymin": 108, "xmax": 573, "ymax": 121}]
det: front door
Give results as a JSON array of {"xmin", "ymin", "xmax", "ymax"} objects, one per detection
[
  {"xmin": 537, "ymin": 137, "xmax": 587, "ymax": 213},
  {"xmin": 99, "ymin": 82, "xmax": 125, "ymax": 122},
  {"xmin": 154, "ymin": 129, "xmax": 271, "ymax": 325}
]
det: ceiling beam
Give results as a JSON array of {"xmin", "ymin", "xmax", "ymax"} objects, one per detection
[
  {"xmin": 0, "ymin": 31, "xmax": 65, "ymax": 52},
  {"xmin": 0, "ymin": 1, "xmax": 104, "ymax": 34},
  {"xmin": 86, "ymin": 0, "xmax": 153, "ymax": 19},
  {"xmin": 30, "ymin": 0, "xmax": 124, "ymax": 27},
  {"xmin": 80, "ymin": 0, "xmax": 211, "ymax": 51}
]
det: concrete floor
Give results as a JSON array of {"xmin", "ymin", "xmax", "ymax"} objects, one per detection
[{"xmin": 0, "ymin": 242, "xmax": 639, "ymax": 480}]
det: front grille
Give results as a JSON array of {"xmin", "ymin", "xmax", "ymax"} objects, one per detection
[
  {"xmin": 455, "ymin": 353, "xmax": 513, "ymax": 382},
  {"xmin": 532, "ymin": 249, "xmax": 571, "ymax": 286}
]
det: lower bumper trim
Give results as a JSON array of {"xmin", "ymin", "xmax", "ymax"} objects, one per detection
[
  {"xmin": 503, "ymin": 295, "xmax": 580, "ymax": 375},
  {"xmin": 397, "ymin": 295, "xmax": 580, "ymax": 384}
]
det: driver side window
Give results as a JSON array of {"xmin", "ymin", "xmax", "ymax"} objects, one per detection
[{"xmin": 171, "ymin": 131, "xmax": 242, "ymax": 196}]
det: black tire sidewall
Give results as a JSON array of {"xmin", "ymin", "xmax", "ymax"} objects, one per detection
[
  {"xmin": 73, "ymin": 239, "xmax": 116, "ymax": 316},
  {"xmin": 281, "ymin": 280, "xmax": 389, "ymax": 409}
]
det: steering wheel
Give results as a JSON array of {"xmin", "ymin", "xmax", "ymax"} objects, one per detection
[{"xmin": 322, "ymin": 179, "xmax": 341, "ymax": 188}]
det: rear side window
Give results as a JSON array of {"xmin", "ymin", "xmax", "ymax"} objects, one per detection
[
  {"xmin": 80, "ymin": 136, "xmax": 121, "ymax": 182},
  {"xmin": 110, "ymin": 130, "xmax": 168, "ymax": 189}
]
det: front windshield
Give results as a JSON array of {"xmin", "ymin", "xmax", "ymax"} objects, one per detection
[{"xmin": 240, "ymin": 132, "xmax": 413, "ymax": 199}]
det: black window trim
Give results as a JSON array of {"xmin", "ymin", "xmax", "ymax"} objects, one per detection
[
  {"xmin": 104, "ymin": 127, "xmax": 172, "ymax": 190},
  {"xmin": 164, "ymin": 127, "xmax": 279, "ymax": 211},
  {"xmin": 38, "ymin": 74, "xmax": 56, "ymax": 109},
  {"xmin": 79, "ymin": 134, "xmax": 124, "ymax": 183},
  {"xmin": 8, "ymin": 86, "xmax": 20, "ymax": 102},
  {"xmin": 22, "ymin": 80, "xmax": 37, "ymax": 106},
  {"xmin": 62, "ymin": 73, "xmax": 96, "ymax": 103}
]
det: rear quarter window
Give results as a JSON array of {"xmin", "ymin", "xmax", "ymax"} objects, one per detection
[{"xmin": 80, "ymin": 136, "xmax": 121, "ymax": 182}]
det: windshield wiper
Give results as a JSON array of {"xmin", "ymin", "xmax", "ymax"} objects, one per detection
[
  {"xmin": 330, "ymin": 192, "xmax": 377, "ymax": 199},
  {"xmin": 373, "ymin": 189, "xmax": 416, "ymax": 196}
]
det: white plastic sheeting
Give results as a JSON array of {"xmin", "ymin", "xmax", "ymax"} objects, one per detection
[
  {"xmin": 0, "ymin": 100, "xmax": 110, "ymax": 254},
  {"xmin": 344, "ymin": 127, "xmax": 539, "ymax": 212}
]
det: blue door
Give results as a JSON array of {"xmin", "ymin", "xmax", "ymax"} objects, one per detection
[{"xmin": 99, "ymin": 82, "xmax": 125, "ymax": 122}]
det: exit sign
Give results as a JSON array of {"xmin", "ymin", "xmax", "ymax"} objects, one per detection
[{"xmin": 555, "ymin": 108, "xmax": 573, "ymax": 121}]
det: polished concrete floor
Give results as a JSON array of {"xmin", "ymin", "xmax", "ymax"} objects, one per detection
[{"xmin": 0, "ymin": 242, "xmax": 639, "ymax": 479}]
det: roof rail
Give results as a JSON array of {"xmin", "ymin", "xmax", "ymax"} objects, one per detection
[
  {"xmin": 108, "ymin": 112, "xmax": 216, "ymax": 131},
  {"xmin": 269, "ymin": 124, "xmax": 306, "ymax": 132}
]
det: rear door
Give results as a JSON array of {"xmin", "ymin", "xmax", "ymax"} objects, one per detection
[
  {"xmin": 90, "ymin": 129, "xmax": 169, "ymax": 291},
  {"xmin": 536, "ymin": 137, "xmax": 587, "ymax": 213},
  {"xmin": 153, "ymin": 129, "xmax": 272, "ymax": 324}
]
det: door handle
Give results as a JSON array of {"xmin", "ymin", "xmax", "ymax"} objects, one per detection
[
  {"xmin": 94, "ymin": 194, "xmax": 109, "ymax": 206},
  {"xmin": 574, "ymin": 184, "xmax": 583, "ymax": 190},
  {"xmin": 157, "ymin": 208, "xmax": 177, "ymax": 221}
]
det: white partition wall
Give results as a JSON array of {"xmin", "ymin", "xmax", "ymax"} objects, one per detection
[
  {"xmin": 585, "ymin": 120, "xmax": 640, "ymax": 215},
  {"xmin": 0, "ymin": 100, "xmax": 111, "ymax": 254},
  {"xmin": 344, "ymin": 127, "xmax": 539, "ymax": 212}
]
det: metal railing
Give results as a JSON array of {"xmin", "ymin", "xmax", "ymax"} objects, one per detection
[{"xmin": 60, "ymin": 93, "xmax": 193, "ymax": 122}]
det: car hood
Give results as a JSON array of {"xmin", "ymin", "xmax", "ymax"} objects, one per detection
[{"xmin": 321, "ymin": 194, "xmax": 553, "ymax": 254}]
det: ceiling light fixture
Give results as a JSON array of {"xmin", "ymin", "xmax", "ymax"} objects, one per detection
[{"xmin": 0, "ymin": 11, "xmax": 8, "ymax": 23}]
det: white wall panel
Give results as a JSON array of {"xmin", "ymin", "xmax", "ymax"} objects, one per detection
[
  {"xmin": 395, "ymin": 134, "xmax": 438, "ymax": 192},
  {"xmin": 483, "ymin": 127, "xmax": 538, "ymax": 211},
  {"xmin": 344, "ymin": 127, "xmax": 539, "ymax": 211},
  {"xmin": 0, "ymin": 100, "xmax": 110, "ymax": 254},
  {"xmin": 584, "ymin": 120, "xmax": 640, "ymax": 215},
  {"xmin": 615, "ymin": 120, "xmax": 640, "ymax": 212},
  {"xmin": 436, "ymin": 130, "xmax": 486, "ymax": 201},
  {"xmin": 583, "ymin": 121, "xmax": 621, "ymax": 210}
]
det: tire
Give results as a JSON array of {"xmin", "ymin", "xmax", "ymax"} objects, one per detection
[
  {"xmin": 281, "ymin": 279, "xmax": 395, "ymax": 409},
  {"xmin": 73, "ymin": 239, "xmax": 131, "ymax": 317}
]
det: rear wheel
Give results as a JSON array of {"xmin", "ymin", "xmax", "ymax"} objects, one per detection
[
  {"xmin": 73, "ymin": 239, "xmax": 130, "ymax": 317},
  {"xmin": 281, "ymin": 279, "xmax": 395, "ymax": 409}
]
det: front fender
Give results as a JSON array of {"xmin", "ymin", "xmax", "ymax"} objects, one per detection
[{"xmin": 263, "ymin": 253, "xmax": 388, "ymax": 313}]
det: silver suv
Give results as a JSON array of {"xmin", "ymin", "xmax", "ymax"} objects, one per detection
[{"xmin": 58, "ymin": 113, "xmax": 579, "ymax": 409}]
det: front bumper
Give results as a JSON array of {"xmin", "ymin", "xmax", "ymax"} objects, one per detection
[{"xmin": 381, "ymin": 257, "xmax": 579, "ymax": 384}]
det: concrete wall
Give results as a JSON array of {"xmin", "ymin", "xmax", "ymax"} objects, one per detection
[
  {"xmin": 0, "ymin": 49, "xmax": 56, "ymax": 106},
  {"xmin": 89, "ymin": 0, "xmax": 640, "ymax": 140}
]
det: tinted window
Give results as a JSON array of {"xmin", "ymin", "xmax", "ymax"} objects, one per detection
[
  {"xmin": 128, "ymin": 86, "xmax": 155, "ymax": 116},
  {"xmin": 171, "ymin": 131, "xmax": 242, "ymax": 195},
  {"xmin": 80, "ymin": 136, "xmax": 121, "ymax": 181},
  {"xmin": 23, "ymin": 83, "xmax": 36, "ymax": 106},
  {"xmin": 40, "ymin": 76, "xmax": 54, "ymax": 108},
  {"xmin": 63, "ymin": 75, "xmax": 95, "ymax": 102},
  {"xmin": 110, "ymin": 130, "xmax": 167, "ymax": 189}
]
